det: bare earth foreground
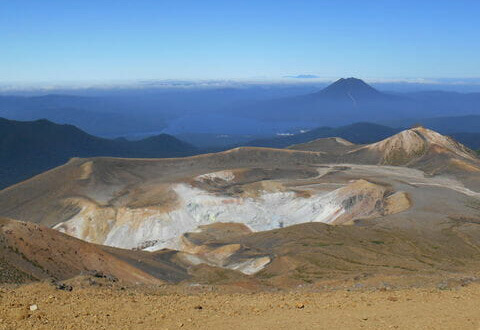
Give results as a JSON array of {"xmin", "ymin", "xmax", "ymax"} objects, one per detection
[{"xmin": 1, "ymin": 277, "xmax": 480, "ymax": 330}]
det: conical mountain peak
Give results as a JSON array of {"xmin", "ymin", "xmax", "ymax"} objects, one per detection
[
  {"xmin": 320, "ymin": 77, "xmax": 381, "ymax": 98},
  {"xmin": 318, "ymin": 77, "xmax": 384, "ymax": 104}
]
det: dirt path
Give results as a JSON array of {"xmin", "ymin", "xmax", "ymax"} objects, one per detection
[{"xmin": 1, "ymin": 280, "xmax": 480, "ymax": 330}]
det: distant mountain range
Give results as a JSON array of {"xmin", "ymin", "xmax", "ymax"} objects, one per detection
[
  {"xmin": 174, "ymin": 113, "xmax": 480, "ymax": 149},
  {"xmin": 225, "ymin": 77, "xmax": 480, "ymax": 129},
  {"xmin": 245, "ymin": 123, "xmax": 399, "ymax": 148},
  {"xmin": 383, "ymin": 114, "xmax": 480, "ymax": 134},
  {"xmin": 449, "ymin": 132, "xmax": 480, "ymax": 150},
  {"xmin": 403, "ymin": 90, "xmax": 480, "ymax": 115},
  {"xmin": 2, "ymin": 78, "xmax": 480, "ymax": 139},
  {"xmin": 228, "ymin": 78, "xmax": 416, "ymax": 125},
  {"xmin": 0, "ymin": 94, "xmax": 169, "ymax": 137},
  {"xmin": 0, "ymin": 118, "xmax": 196, "ymax": 189},
  {"xmin": 2, "ymin": 79, "xmax": 480, "ymax": 188},
  {"xmin": 243, "ymin": 122, "xmax": 480, "ymax": 150}
]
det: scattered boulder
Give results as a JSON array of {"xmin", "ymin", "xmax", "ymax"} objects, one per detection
[
  {"xmin": 56, "ymin": 282, "xmax": 73, "ymax": 291},
  {"xmin": 85, "ymin": 270, "xmax": 118, "ymax": 282}
]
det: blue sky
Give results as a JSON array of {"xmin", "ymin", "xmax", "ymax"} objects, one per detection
[{"xmin": 1, "ymin": 0, "xmax": 479, "ymax": 83}]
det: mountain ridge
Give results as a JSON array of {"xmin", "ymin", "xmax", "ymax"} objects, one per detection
[
  {"xmin": 245, "ymin": 122, "xmax": 400, "ymax": 148},
  {"xmin": 0, "ymin": 117, "xmax": 196, "ymax": 189}
]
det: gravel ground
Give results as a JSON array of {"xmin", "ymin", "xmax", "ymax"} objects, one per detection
[{"xmin": 1, "ymin": 278, "xmax": 480, "ymax": 330}]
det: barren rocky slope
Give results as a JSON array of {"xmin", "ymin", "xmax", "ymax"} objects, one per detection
[
  {"xmin": 0, "ymin": 127, "xmax": 479, "ymax": 285},
  {"xmin": 0, "ymin": 217, "xmax": 194, "ymax": 284}
]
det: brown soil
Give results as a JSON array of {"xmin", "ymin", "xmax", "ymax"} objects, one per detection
[
  {"xmin": 1, "ymin": 278, "xmax": 480, "ymax": 330},
  {"xmin": 0, "ymin": 218, "xmax": 176, "ymax": 284}
]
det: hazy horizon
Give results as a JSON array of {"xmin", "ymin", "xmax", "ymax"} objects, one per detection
[{"xmin": 3, "ymin": 77, "xmax": 480, "ymax": 95}]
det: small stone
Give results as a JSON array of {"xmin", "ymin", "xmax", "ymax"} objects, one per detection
[
  {"xmin": 296, "ymin": 303, "xmax": 305, "ymax": 309},
  {"xmin": 29, "ymin": 304, "xmax": 38, "ymax": 311},
  {"xmin": 362, "ymin": 317, "xmax": 368, "ymax": 321},
  {"xmin": 194, "ymin": 305, "xmax": 203, "ymax": 310}
]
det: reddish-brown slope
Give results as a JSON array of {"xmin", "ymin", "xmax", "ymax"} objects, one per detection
[{"xmin": 0, "ymin": 217, "xmax": 171, "ymax": 284}]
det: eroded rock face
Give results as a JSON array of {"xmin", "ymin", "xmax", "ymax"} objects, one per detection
[
  {"xmin": 53, "ymin": 178, "xmax": 410, "ymax": 252},
  {"xmin": 178, "ymin": 223, "xmax": 271, "ymax": 275}
]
